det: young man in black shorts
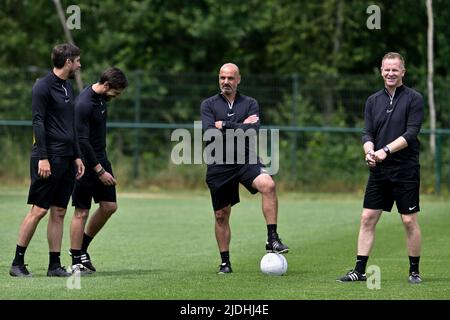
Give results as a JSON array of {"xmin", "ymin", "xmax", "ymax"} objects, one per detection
[
  {"xmin": 338, "ymin": 52, "xmax": 424, "ymax": 284},
  {"xmin": 10, "ymin": 43, "xmax": 85, "ymax": 277},
  {"xmin": 201, "ymin": 63, "xmax": 288, "ymax": 274},
  {"xmin": 69, "ymin": 67, "xmax": 128, "ymax": 273}
]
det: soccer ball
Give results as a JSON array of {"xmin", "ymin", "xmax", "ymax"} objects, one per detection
[{"xmin": 260, "ymin": 253, "xmax": 287, "ymax": 276}]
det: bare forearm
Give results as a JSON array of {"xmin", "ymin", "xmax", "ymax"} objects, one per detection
[{"xmin": 385, "ymin": 136, "xmax": 408, "ymax": 154}]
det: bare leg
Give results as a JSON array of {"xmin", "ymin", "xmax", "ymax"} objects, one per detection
[
  {"xmin": 214, "ymin": 205, "xmax": 231, "ymax": 252},
  {"xmin": 251, "ymin": 173, "xmax": 289, "ymax": 252},
  {"xmin": 252, "ymin": 174, "xmax": 277, "ymax": 224},
  {"xmin": 400, "ymin": 213, "xmax": 421, "ymax": 257},
  {"xmin": 85, "ymin": 202, "xmax": 117, "ymax": 238},
  {"xmin": 70, "ymin": 208, "xmax": 89, "ymax": 250},
  {"xmin": 47, "ymin": 206, "xmax": 67, "ymax": 252},
  {"xmin": 357, "ymin": 208, "xmax": 383, "ymax": 256},
  {"xmin": 17, "ymin": 205, "xmax": 48, "ymax": 247}
]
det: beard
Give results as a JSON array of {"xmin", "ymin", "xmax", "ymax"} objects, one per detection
[
  {"xmin": 103, "ymin": 94, "xmax": 113, "ymax": 101},
  {"xmin": 221, "ymin": 86, "xmax": 232, "ymax": 95},
  {"xmin": 68, "ymin": 69, "xmax": 76, "ymax": 79}
]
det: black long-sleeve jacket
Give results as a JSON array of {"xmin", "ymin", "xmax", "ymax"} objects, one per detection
[
  {"xmin": 201, "ymin": 92, "xmax": 260, "ymax": 166},
  {"xmin": 75, "ymin": 85, "xmax": 108, "ymax": 169},
  {"xmin": 362, "ymin": 85, "xmax": 424, "ymax": 168},
  {"xmin": 31, "ymin": 71, "xmax": 81, "ymax": 159}
]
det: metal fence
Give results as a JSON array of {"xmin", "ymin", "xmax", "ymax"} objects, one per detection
[{"xmin": 1, "ymin": 69, "xmax": 450, "ymax": 193}]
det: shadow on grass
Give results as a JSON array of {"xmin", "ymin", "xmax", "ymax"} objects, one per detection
[
  {"xmin": 4, "ymin": 268, "xmax": 164, "ymax": 278},
  {"xmin": 89, "ymin": 269, "xmax": 164, "ymax": 277}
]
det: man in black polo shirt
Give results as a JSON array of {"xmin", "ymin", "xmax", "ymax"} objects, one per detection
[
  {"xmin": 201, "ymin": 63, "xmax": 288, "ymax": 274},
  {"xmin": 10, "ymin": 43, "xmax": 85, "ymax": 277},
  {"xmin": 70, "ymin": 67, "xmax": 128, "ymax": 273},
  {"xmin": 338, "ymin": 52, "xmax": 424, "ymax": 284}
]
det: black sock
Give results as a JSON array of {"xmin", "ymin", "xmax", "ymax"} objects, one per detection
[
  {"xmin": 81, "ymin": 233, "xmax": 94, "ymax": 252},
  {"xmin": 409, "ymin": 256, "xmax": 420, "ymax": 274},
  {"xmin": 355, "ymin": 255, "xmax": 369, "ymax": 274},
  {"xmin": 267, "ymin": 224, "xmax": 277, "ymax": 239},
  {"xmin": 70, "ymin": 249, "xmax": 82, "ymax": 265},
  {"xmin": 220, "ymin": 251, "xmax": 230, "ymax": 265},
  {"xmin": 12, "ymin": 245, "xmax": 27, "ymax": 266},
  {"xmin": 49, "ymin": 252, "xmax": 61, "ymax": 269}
]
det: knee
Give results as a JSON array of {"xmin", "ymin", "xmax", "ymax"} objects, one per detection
[
  {"xmin": 259, "ymin": 177, "xmax": 276, "ymax": 194},
  {"xmin": 31, "ymin": 206, "xmax": 48, "ymax": 220},
  {"xmin": 402, "ymin": 215, "xmax": 418, "ymax": 231},
  {"xmin": 100, "ymin": 202, "xmax": 118, "ymax": 217},
  {"xmin": 50, "ymin": 207, "xmax": 66, "ymax": 219},
  {"xmin": 214, "ymin": 208, "xmax": 229, "ymax": 225},
  {"xmin": 73, "ymin": 209, "xmax": 89, "ymax": 221},
  {"xmin": 360, "ymin": 212, "xmax": 377, "ymax": 229}
]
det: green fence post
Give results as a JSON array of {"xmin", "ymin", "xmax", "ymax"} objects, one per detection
[
  {"xmin": 291, "ymin": 73, "xmax": 299, "ymax": 182},
  {"xmin": 448, "ymin": 134, "xmax": 450, "ymax": 194},
  {"xmin": 435, "ymin": 131, "xmax": 441, "ymax": 195},
  {"xmin": 133, "ymin": 70, "xmax": 142, "ymax": 180}
]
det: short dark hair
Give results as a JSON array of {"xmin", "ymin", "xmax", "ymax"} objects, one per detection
[
  {"xmin": 51, "ymin": 43, "xmax": 81, "ymax": 68},
  {"xmin": 99, "ymin": 67, "xmax": 128, "ymax": 90}
]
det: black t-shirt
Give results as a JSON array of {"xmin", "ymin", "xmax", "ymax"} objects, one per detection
[
  {"xmin": 75, "ymin": 85, "xmax": 108, "ymax": 169},
  {"xmin": 362, "ymin": 85, "xmax": 424, "ymax": 169},
  {"xmin": 31, "ymin": 71, "xmax": 80, "ymax": 159}
]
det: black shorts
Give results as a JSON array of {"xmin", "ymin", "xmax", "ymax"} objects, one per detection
[
  {"xmin": 27, "ymin": 156, "xmax": 75, "ymax": 210},
  {"xmin": 363, "ymin": 165, "xmax": 420, "ymax": 214},
  {"xmin": 206, "ymin": 163, "xmax": 267, "ymax": 211},
  {"xmin": 72, "ymin": 161, "xmax": 116, "ymax": 210}
]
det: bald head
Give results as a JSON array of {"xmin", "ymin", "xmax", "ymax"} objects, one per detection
[
  {"xmin": 220, "ymin": 63, "xmax": 240, "ymax": 76},
  {"xmin": 219, "ymin": 63, "xmax": 241, "ymax": 99}
]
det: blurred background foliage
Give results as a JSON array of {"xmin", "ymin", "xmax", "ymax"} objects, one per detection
[{"xmin": 1, "ymin": 0, "xmax": 449, "ymax": 193}]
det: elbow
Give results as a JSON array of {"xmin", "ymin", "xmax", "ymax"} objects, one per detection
[
  {"xmin": 402, "ymin": 134, "xmax": 414, "ymax": 146},
  {"xmin": 402, "ymin": 128, "xmax": 420, "ymax": 145},
  {"xmin": 32, "ymin": 117, "xmax": 44, "ymax": 127},
  {"xmin": 362, "ymin": 135, "xmax": 373, "ymax": 144}
]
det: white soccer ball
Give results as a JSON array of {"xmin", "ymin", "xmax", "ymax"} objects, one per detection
[{"xmin": 260, "ymin": 253, "xmax": 288, "ymax": 276}]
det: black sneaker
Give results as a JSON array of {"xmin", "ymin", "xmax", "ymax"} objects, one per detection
[
  {"xmin": 47, "ymin": 265, "xmax": 71, "ymax": 277},
  {"xmin": 409, "ymin": 272, "xmax": 422, "ymax": 284},
  {"xmin": 9, "ymin": 264, "xmax": 32, "ymax": 277},
  {"xmin": 81, "ymin": 252, "xmax": 96, "ymax": 272},
  {"xmin": 217, "ymin": 262, "xmax": 233, "ymax": 274},
  {"xmin": 337, "ymin": 269, "xmax": 367, "ymax": 282},
  {"xmin": 266, "ymin": 234, "xmax": 289, "ymax": 254}
]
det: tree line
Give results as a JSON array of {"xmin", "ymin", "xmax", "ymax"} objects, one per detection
[{"xmin": 1, "ymin": 0, "xmax": 449, "ymax": 191}]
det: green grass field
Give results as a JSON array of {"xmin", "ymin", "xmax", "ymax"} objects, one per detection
[{"xmin": 1, "ymin": 188, "xmax": 450, "ymax": 300}]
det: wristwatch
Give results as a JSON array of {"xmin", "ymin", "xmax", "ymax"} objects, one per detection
[
  {"xmin": 383, "ymin": 146, "xmax": 390, "ymax": 155},
  {"xmin": 222, "ymin": 121, "xmax": 227, "ymax": 128}
]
